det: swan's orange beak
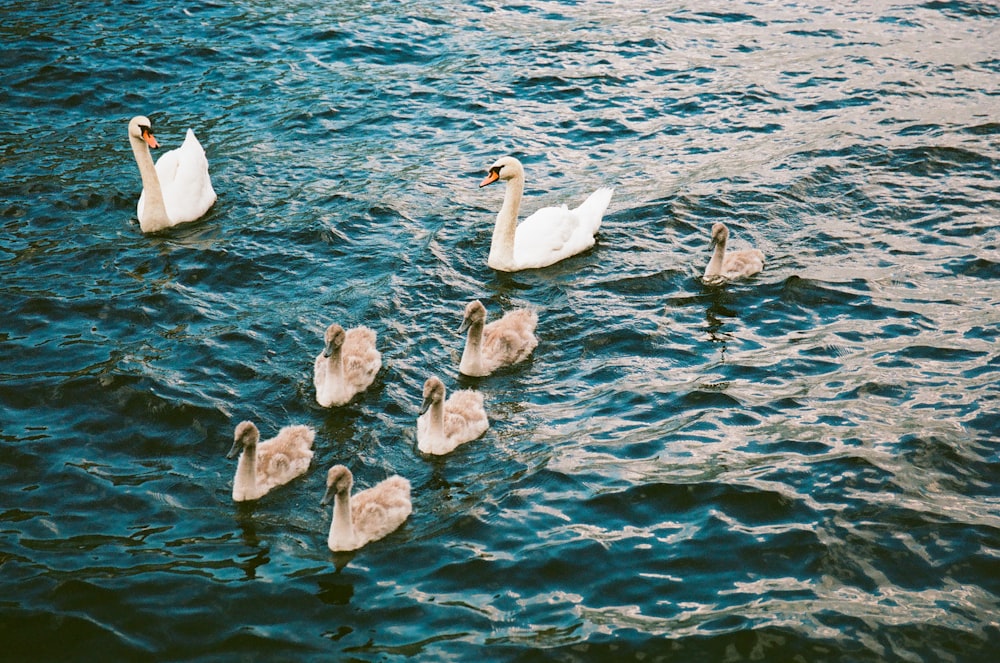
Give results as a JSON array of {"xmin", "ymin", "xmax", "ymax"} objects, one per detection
[
  {"xmin": 479, "ymin": 171, "xmax": 499, "ymax": 188},
  {"xmin": 141, "ymin": 128, "xmax": 159, "ymax": 149}
]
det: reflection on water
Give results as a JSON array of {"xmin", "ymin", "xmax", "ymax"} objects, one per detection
[
  {"xmin": 703, "ymin": 287, "xmax": 741, "ymax": 350},
  {"xmin": 234, "ymin": 506, "xmax": 269, "ymax": 581},
  {"xmin": 315, "ymin": 571, "xmax": 356, "ymax": 607},
  {"xmin": 1, "ymin": 0, "xmax": 998, "ymax": 660}
]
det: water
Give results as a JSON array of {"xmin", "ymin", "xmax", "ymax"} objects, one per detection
[{"xmin": 1, "ymin": 0, "xmax": 998, "ymax": 660}]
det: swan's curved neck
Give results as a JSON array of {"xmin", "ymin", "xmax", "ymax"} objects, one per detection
[
  {"xmin": 426, "ymin": 399, "xmax": 446, "ymax": 438},
  {"xmin": 130, "ymin": 135, "xmax": 170, "ymax": 231},
  {"xmin": 460, "ymin": 322, "xmax": 484, "ymax": 373},
  {"xmin": 324, "ymin": 348, "xmax": 344, "ymax": 382},
  {"xmin": 705, "ymin": 238, "xmax": 727, "ymax": 278},
  {"xmin": 331, "ymin": 490, "xmax": 355, "ymax": 545},
  {"xmin": 317, "ymin": 348, "xmax": 350, "ymax": 407},
  {"xmin": 489, "ymin": 175, "xmax": 524, "ymax": 269},
  {"xmin": 233, "ymin": 447, "xmax": 258, "ymax": 499}
]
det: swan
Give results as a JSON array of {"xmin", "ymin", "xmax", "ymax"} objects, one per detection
[
  {"xmin": 478, "ymin": 156, "xmax": 614, "ymax": 271},
  {"xmin": 459, "ymin": 300, "xmax": 538, "ymax": 377},
  {"xmin": 127, "ymin": 116, "xmax": 216, "ymax": 233},
  {"xmin": 321, "ymin": 464, "xmax": 412, "ymax": 552},
  {"xmin": 703, "ymin": 222, "xmax": 765, "ymax": 282},
  {"xmin": 228, "ymin": 421, "xmax": 315, "ymax": 502},
  {"xmin": 313, "ymin": 323, "xmax": 381, "ymax": 407},
  {"xmin": 416, "ymin": 376, "xmax": 488, "ymax": 455}
]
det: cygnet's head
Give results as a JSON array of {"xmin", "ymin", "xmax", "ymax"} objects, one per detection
[
  {"xmin": 459, "ymin": 300, "xmax": 487, "ymax": 333},
  {"xmin": 128, "ymin": 115, "xmax": 159, "ymax": 148},
  {"xmin": 320, "ymin": 464, "xmax": 354, "ymax": 505},
  {"xmin": 323, "ymin": 324, "xmax": 346, "ymax": 357},
  {"xmin": 228, "ymin": 420, "xmax": 260, "ymax": 458},
  {"xmin": 710, "ymin": 222, "xmax": 729, "ymax": 248},
  {"xmin": 479, "ymin": 156, "xmax": 524, "ymax": 187},
  {"xmin": 419, "ymin": 376, "xmax": 446, "ymax": 415}
]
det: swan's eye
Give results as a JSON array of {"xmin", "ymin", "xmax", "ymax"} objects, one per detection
[{"xmin": 489, "ymin": 165, "xmax": 502, "ymax": 177}]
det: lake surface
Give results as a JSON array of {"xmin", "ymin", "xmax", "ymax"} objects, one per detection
[{"xmin": 1, "ymin": 1, "xmax": 998, "ymax": 660}]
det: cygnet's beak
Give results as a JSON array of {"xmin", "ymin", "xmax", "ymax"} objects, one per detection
[
  {"xmin": 419, "ymin": 395, "xmax": 433, "ymax": 416},
  {"xmin": 320, "ymin": 485, "xmax": 334, "ymax": 507},
  {"xmin": 457, "ymin": 316, "xmax": 471, "ymax": 335},
  {"xmin": 479, "ymin": 170, "xmax": 499, "ymax": 187},
  {"xmin": 226, "ymin": 438, "xmax": 242, "ymax": 459}
]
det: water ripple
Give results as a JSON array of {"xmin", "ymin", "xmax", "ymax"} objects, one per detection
[{"xmin": 2, "ymin": 0, "xmax": 999, "ymax": 660}]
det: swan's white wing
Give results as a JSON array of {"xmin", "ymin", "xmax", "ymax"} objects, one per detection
[
  {"xmin": 511, "ymin": 187, "xmax": 613, "ymax": 270},
  {"xmin": 512, "ymin": 205, "xmax": 579, "ymax": 268},
  {"xmin": 156, "ymin": 129, "xmax": 216, "ymax": 225},
  {"xmin": 571, "ymin": 186, "xmax": 614, "ymax": 238}
]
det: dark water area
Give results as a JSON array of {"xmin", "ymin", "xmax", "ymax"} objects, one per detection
[{"xmin": 1, "ymin": 0, "xmax": 998, "ymax": 660}]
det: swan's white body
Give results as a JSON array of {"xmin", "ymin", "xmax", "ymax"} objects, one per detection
[
  {"xmin": 703, "ymin": 222, "xmax": 764, "ymax": 282},
  {"xmin": 459, "ymin": 300, "xmax": 538, "ymax": 377},
  {"xmin": 128, "ymin": 115, "xmax": 216, "ymax": 233},
  {"xmin": 416, "ymin": 377, "xmax": 489, "ymax": 455},
  {"xmin": 322, "ymin": 465, "xmax": 412, "ymax": 552},
  {"xmin": 228, "ymin": 421, "xmax": 315, "ymax": 502},
  {"xmin": 314, "ymin": 323, "xmax": 381, "ymax": 407},
  {"xmin": 479, "ymin": 156, "xmax": 613, "ymax": 272}
]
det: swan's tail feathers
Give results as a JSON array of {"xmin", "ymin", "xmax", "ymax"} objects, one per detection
[
  {"xmin": 181, "ymin": 129, "xmax": 206, "ymax": 155},
  {"xmin": 576, "ymin": 187, "xmax": 615, "ymax": 232}
]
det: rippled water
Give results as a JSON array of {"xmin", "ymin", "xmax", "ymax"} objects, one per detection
[{"xmin": 2, "ymin": 0, "xmax": 998, "ymax": 660}]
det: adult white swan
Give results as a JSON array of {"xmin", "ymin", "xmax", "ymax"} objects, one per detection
[
  {"xmin": 416, "ymin": 376, "xmax": 489, "ymax": 455},
  {"xmin": 459, "ymin": 300, "xmax": 538, "ymax": 377},
  {"xmin": 127, "ymin": 115, "xmax": 216, "ymax": 233},
  {"xmin": 321, "ymin": 465, "xmax": 412, "ymax": 552},
  {"xmin": 479, "ymin": 156, "xmax": 613, "ymax": 271},
  {"xmin": 703, "ymin": 222, "xmax": 765, "ymax": 283},
  {"xmin": 228, "ymin": 421, "xmax": 315, "ymax": 502}
]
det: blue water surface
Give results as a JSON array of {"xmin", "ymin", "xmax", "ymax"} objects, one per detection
[{"xmin": 1, "ymin": 1, "xmax": 998, "ymax": 660}]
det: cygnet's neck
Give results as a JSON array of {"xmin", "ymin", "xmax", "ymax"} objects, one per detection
[
  {"xmin": 330, "ymin": 490, "xmax": 355, "ymax": 547},
  {"xmin": 233, "ymin": 446, "xmax": 259, "ymax": 500},
  {"xmin": 705, "ymin": 238, "xmax": 727, "ymax": 278},
  {"xmin": 460, "ymin": 321, "xmax": 485, "ymax": 374},
  {"xmin": 322, "ymin": 348, "xmax": 345, "ymax": 389},
  {"xmin": 130, "ymin": 135, "xmax": 170, "ymax": 231},
  {"xmin": 424, "ymin": 399, "xmax": 446, "ymax": 440},
  {"xmin": 489, "ymin": 175, "xmax": 524, "ymax": 270}
]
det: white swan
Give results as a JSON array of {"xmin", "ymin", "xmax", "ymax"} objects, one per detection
[
  {"xmin": 127, "ymin": 116, "xmax": 216, "ymax": 233},
  {"xmin": 479, "ymin": 156, "xmax": 614, "ymax": 272},
  {"xmin": 228, "ymin": 421, "xmax": 315, "ymax": 502},
  {"xmin": 313, "ymin": 323, "xmax": 381, "ymax": 407},
  {"xmin": 459, "ymin": 300, "xmax": 538, "ymax": 377},
  {"xmin": 321, "ymin": 464, "xmax": 412, "ymax": 552},
  {"xmin": 416, "ymin": 376, "xmax": 489, "ymax": 455},
  {"xmin": 703, "ymin": 222, "xmax": 765, "ymax": 282}
]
